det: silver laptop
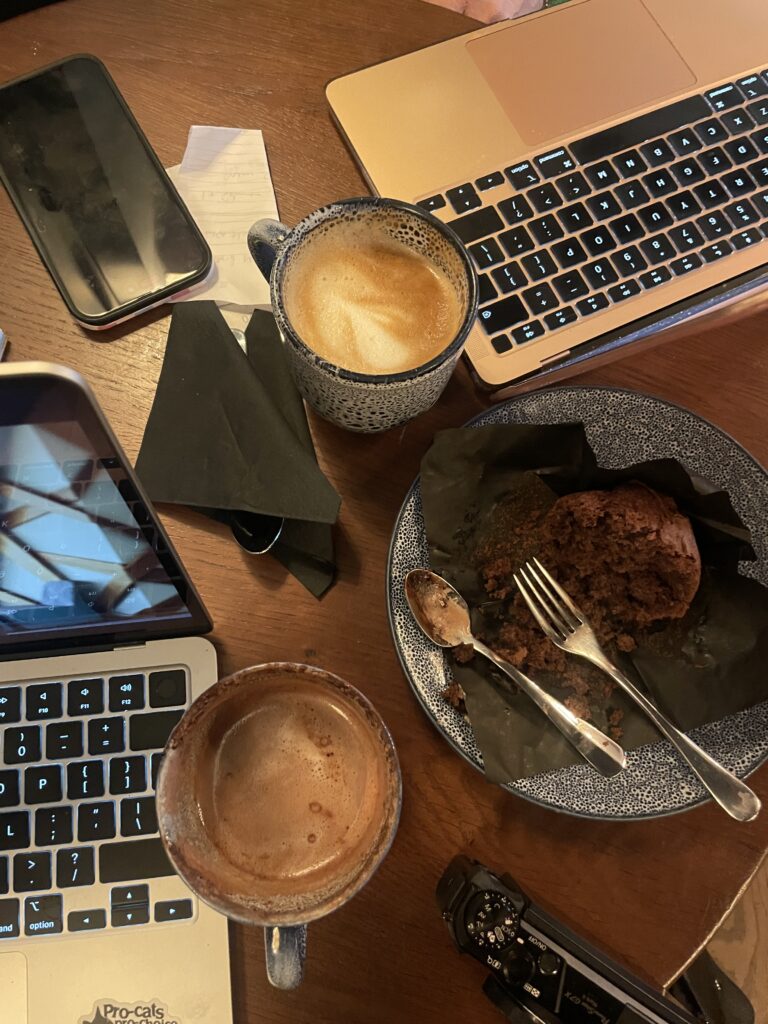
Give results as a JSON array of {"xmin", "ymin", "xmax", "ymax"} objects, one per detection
[
  {"xmin": 0, "ymin": 363, "xmax": 231, "ymax": 1024},
  {"xmin": 327, "ymin": 0, "xmax": 768, "ymax": 395}
]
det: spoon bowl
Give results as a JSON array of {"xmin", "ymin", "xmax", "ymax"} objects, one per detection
[{"xmin": 404, "ymin": 568, "xmax": 474, "ymax": 647}]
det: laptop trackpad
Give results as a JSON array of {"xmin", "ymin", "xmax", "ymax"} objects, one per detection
[
  {"xmin": 466, "ymin": 0, "xmax": 695, "ymax": 147},
  {"xmin": 0, "ymin": 952, "xmax": 28, "ymax": 1022}
]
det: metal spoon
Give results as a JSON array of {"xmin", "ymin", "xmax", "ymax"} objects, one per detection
[{"xmin": 404, "ymin": 568, "xmax": 627, "ymax": 778}]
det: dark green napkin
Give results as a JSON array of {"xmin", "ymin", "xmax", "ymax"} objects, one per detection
[
  {"xmin": 135, "ymin": 301, "xmax": 340, "ymax": 597},
  {"xmin": 244, "ymin": 310, "xmax": 337, "ymax": 595}
]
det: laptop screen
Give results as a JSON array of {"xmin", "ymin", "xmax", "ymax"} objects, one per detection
[{"xmin": 0, "ymin": 368, "xmax": 211, "ymax": 655}]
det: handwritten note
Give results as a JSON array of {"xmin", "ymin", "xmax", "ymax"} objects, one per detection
[{"xmin": 167, "ymin": 126, "xmax": 280, "ymax": 308}]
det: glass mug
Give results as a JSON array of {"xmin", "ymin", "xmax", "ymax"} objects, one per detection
[
  {"xmin": 156, "ymin": 662, "xmax": 401, "ymax": 989},
  {"xmin": 247, "ymin": 197, "xmax": 478, "ymax": 433}
]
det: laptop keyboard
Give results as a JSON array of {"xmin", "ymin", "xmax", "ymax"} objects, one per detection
[
  {"xmin": 0, "ymin": 667, "xmax": 191, "ymax": 939},
  {"xmin": 419, "ymin": 73, "xmax": 768, "ymax": 355}
]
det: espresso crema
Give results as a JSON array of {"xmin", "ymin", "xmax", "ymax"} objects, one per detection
[{"xmin": 283, "ymin": 219, "xmax": 464, "ymax": 375}]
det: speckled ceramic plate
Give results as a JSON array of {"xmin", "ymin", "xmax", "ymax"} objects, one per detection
[{"xmin": 387, "ymin": 386, "xmax": 768, "ymax": 819}]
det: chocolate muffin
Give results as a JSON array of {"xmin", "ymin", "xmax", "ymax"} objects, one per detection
[
  {"xmin": 470, "ymin": 482, "xmax": 702, "ymax": 709},
  {"xmin": 538, "ymin": 482, "xmax": 701, "ymax": 627}
]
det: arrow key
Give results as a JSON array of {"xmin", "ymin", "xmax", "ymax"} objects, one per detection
[
  {"xmin": 68, "ymin": 909, "xmax": 107, "ymax": 932},
  {"xmin": 111, "ymin": 884, "xmax": 148, "ymax": 907},
  {"xmin": 155, "ymin": 898, "xmax": 193, "ymax": 923},
  {"xmin": 112, "ymin": 903, "xmax": 149, "ymax": 927},
  {"xmin": 111, "ymin": 882, "xmax": 150, "ymax": 927}
]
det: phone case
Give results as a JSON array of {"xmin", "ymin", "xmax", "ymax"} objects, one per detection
[{"xmin": 0, "ymin": 54, "xmax": 212, "ymax": 328}]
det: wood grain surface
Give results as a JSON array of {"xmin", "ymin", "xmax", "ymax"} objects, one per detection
[
  {"xmin": 707, "ymin": 852, "xmax": 768, "ymax": 1021},
  {"xmin": 1, "ymin": 2, "xmax": 768, "ymax": 1022}
]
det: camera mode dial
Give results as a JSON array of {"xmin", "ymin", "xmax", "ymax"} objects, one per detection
[{"xmin": 464, "ymin": 891, "xmax": 520, "ymax": 952}]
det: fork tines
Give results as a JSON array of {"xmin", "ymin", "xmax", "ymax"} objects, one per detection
[{"xmin": 513, "ymin": 558, "xmax": 584, "ymax": 641}]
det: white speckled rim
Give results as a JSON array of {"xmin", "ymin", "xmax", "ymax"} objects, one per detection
[
  {"xmin": 386, "ymin": 386, "xmax": 768, "ymax": 821},
  {"xmin": 271, "ymin": 197, "xmax": 479, "ymax": 384}
]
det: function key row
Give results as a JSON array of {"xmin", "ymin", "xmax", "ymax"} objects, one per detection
[{"xmin": 0, "ymin": 670, "xmax": 187, "ymax": 725}]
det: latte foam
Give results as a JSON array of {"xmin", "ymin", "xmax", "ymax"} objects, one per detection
[{"xmin": 283, "ymin": 219, "xmax": 464, "ymax": 375}]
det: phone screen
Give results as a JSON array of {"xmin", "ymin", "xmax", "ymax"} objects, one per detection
[{"xmin": 0, "ymin": 56, "xmax": 211, "ymax": 326}]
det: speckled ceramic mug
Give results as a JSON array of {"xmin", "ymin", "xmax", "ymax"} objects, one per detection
[{"xmin": 247, "ymin": 197, "xmax": 478, "ymax": 433}]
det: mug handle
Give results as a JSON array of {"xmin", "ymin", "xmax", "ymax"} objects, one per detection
[
  {"xmin": 264, "ymin": 924, "xmax": 307, "ymax": 989},
  {"xmin": 248, "ymin": 219, "xmax": 292, "ymax": 281}
]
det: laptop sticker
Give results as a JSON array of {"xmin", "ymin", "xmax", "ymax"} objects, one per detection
[{"xmin": 78, "ymin": 1000, "xmax": 178, "ymax": 1024}]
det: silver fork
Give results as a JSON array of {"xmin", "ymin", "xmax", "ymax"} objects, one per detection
[{"xmin": 514, "ymin": 557, "xmax": 761, "ymax": 822}]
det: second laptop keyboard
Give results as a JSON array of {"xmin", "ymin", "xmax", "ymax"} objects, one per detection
[
  {"xmin": 419, "ymin": 73, "xmax": 768, "ymax": 355},
  {"xmin": 0, "ymin": 667, "xmax": 191, "ymax": 939}
]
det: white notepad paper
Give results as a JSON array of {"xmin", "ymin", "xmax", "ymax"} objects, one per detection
[{"xmin": 167, "ymin": 126, "xmax": 280, "ymax": 309}]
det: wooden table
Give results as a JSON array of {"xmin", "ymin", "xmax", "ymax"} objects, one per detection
[{"xmin": 2, "ymin": 2, "xmax": 768, "ymax": 1021}]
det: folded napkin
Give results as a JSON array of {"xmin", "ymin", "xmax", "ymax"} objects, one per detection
[{"xmin": 135, "ymin": 301, "xmax": 340, "ymax": 597}]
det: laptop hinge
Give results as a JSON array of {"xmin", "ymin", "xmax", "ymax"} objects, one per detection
[{"xmin": 0, "ymin": 640, "xmax": 148, "ymax": 663}]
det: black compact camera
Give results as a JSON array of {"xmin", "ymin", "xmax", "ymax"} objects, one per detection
[{"xmin": 437, "ymin": 857, "xmax": 700, "ymax": 1024}]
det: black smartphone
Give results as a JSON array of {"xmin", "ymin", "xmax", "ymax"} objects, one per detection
[{"xmin": 0, "ymin": 55, "xmax": 212, "ymax": 328}]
